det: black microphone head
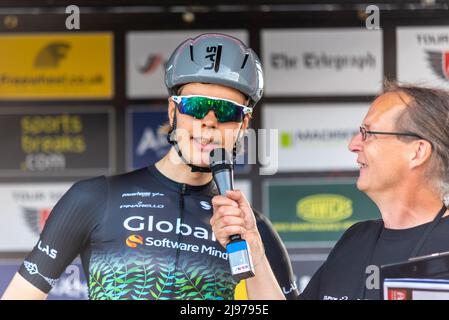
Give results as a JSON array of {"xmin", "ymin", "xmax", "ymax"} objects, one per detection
[
  {"xmin": 209, "ymin": 148, "xmax": 232, "ymax": 172},
  {"xmin": 209, "ymin": 148, "xmax": 234, "ymax": 195}
]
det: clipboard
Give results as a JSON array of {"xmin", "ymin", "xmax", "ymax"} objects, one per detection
[{"xmin": 381, "ymin": 251, "xmax": 449, "ymax": 299}]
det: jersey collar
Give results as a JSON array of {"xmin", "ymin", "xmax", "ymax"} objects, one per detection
[{"xmin": 147, "ymin": 165, "xmax": 217, "ymax": 195}]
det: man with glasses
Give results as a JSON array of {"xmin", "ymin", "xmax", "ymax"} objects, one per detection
[
  {"xmin": 2, "ymin": 33, "xmax": 298, "ymax": 300},
  {"xmin": 211, "ymin": 82, "xmax": 449, "ymax": 299}
]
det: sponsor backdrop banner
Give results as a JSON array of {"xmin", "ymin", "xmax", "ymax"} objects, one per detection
[
  {"xmin": 0, "ymin": 183, "xmax": 72, "ymax": 251},
  {"xmin": 127, "ymin": 106, "xmax": 250, "ymax": 173},
  {"xmin": 261, "ymin": 28, "xmax": 383, "ymax": 96},
  {"xmin": 0, "ymin": 260, "xmax": 88, "ymax": 300},
  {"xmin": 397, "ymin": 26, "xmax": 449, "ymax": 89},
  {"xmin": 262, "ymin": 103, "xmax": 369, "ymax": 173},
  {"xmin": 234, "ymin": 179, "xmax": 252, "ymax": 204},
  {"xmin": 126, "ymin": 30, "xmax": 248, "ymax": 98},
  {"xmin": 0, "ymin": 33, "xmax": 113, "ymax": 99},
  {"xmin": 264, "ymin": 178, "xmax": 379, "ymax": 246},
  {"xmin": 127, "ymin": 107, "xmax": 170, "ymax": 171},
  {"xmin": 0, "ymin": 107, "xmax": 115, "ymax": 177}
]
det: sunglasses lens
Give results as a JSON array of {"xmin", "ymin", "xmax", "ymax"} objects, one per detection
[
  {"xmin": 176, "ymin": 96, "xmax": 245, "ymax": 123},
  {"xmin": 213, "ymin": 100, "xmax": 244, "ymax": 123},
  {"xmin": 178, "ymin": 97, "xmax": 208, "ymax": 119}
]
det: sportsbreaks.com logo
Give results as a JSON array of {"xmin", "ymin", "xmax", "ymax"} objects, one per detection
[{"xmin": 123, "ymin": 216, "xmax": 227, "ymax": 260}]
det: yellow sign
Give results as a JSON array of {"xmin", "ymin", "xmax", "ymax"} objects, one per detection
[
  {"xmin": 296, "ymin": 194, "xmax": 353, "ymax": 223},
  {"xmin": 234, "ymin": 281, "xmax": 248, "ymax": 300},
  {"xmin": 0, "ymin": 33, "xmax": 113, "ymax": 99}
]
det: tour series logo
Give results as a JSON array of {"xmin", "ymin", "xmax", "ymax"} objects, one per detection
[{"xmin": 425, "ymin": 50, "xmax": 449, "ymax": 81}]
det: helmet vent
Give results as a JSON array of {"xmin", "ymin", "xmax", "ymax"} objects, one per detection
[
  {"xmin": 214, "ymin": 45, "xmax": 222, "ymax": 72},
  {"xmin": 189, "ymin": 44, "xmax": 194, "ymax": 61},
  {"xmin": 241, "ymin": 53, "xmax": 249, "ymax": 69}
]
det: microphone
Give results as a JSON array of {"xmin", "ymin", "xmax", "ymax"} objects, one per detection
[{"xmin": 209, "ymin": 148, "xmax": 255, "ymax": 281}]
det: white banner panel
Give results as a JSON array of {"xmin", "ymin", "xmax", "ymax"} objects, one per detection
[
  {"xmin": 262, "ymin": 28, "xmax": 383, "ymax": 96},
  {"xmin": 261, "ymin": 103, "xmax": 369, "ymax": 173},
  {"xmin": 234, "ymin": 179, "xmax": 252, "ymax": 204},
  {"xmin": 0, "ymin": 183, "xmax": 72, "ymax": 251},
  {"xmin": 127, "ymin": 30, "xmax": 248, "ymax": 98},
  {"xmin": 397, "ymin": 26, "xmax": 449, "ymax": 89}
]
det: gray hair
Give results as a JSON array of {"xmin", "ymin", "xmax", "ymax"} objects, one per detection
[{"xmin": 383, "ymin": 81, "xmax": 449, "ymax": 206}]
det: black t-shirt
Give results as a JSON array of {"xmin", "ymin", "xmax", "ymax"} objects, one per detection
[
  {"xmin": 18, "ymin": 165, "xmax": 298, "ymax": 300},
  {"xmin": 299, "ymin": 214, "xmax": 449, "ymax": 300}
]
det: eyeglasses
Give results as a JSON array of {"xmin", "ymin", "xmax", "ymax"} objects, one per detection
[
  {"xmin": 359, "ymin": 126, "xmax": 424, "ymax": 141},
  {"xmin": 171, "ymin": 95, "xmax": 252, "ymax": 123}
]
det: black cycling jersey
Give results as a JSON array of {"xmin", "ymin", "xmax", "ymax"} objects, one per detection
[{"xmin": 19, "ymin": 165, "xmax": 298, "ymax": 300}]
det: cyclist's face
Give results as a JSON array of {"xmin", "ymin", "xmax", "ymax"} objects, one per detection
[{"xmin": 168, "ymin": 82, "xmax": 250, "ymax": 168}]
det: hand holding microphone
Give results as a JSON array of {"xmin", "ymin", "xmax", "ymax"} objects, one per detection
[{"xmin": 209, "ymin": 148, "xmax": 263, "ymax": 281}]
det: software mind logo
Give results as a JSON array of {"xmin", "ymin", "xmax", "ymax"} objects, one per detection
[
  {"xmin": 34, "ymin": 42, "xmax": 71, "ymax": 68},
  {"xmin": 426, "ymin": 50, "xmax": 449, "ymax": 81},
  {"xmin": 126, "ymin": 234, "xmax": 144, "ymax": 248}
]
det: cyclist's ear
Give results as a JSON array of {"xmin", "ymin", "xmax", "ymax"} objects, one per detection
[
  {"xmin": 168, "ymin": 99, "xmax": 176, "ymax": 127},
  {"xmin": 241, "ymin": 114, "xmax": 251, "ymax": 132}
]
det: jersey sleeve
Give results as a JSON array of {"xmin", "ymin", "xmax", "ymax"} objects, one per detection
[
  {"xmin": 254, "ymin": 209, "xmax": 299, "ymax": 300},
  {"xmin": 18, "ymin": 176, "xmax": 107, "ymax": 293},
  {"xmin": 297, "ymin": 263, "xmax": 325, "ymax": 300}
]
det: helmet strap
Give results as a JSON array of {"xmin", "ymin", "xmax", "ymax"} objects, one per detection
[
  {"xmin": 232, "ymin": 123, "xmax": 245, "ymax": 167},
  {"xmin": 166, "ymin": 106, "xmax": 212, "ymax": 173}
]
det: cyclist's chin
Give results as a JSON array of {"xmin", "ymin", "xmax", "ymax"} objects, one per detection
[
  {"xmin": 189, "ymin": 151, "xmax": 213, "ymax": 168},
  {"xmin": 177, "ymin": 140, "xmax": 229, "ymax": 168},
  {"xmin": 175, "ymin": 146, "xmax": 212, "ymax": 169}
]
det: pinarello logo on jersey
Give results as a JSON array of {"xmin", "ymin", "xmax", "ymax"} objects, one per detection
[{"xmin": 126, "ymin": 235, "xmax": 144, "ymax": 248}]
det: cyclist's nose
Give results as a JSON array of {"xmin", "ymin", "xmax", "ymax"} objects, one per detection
[{"xmin": 202, "ymin": 110, "xmax": 218, "ymax": 128}]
